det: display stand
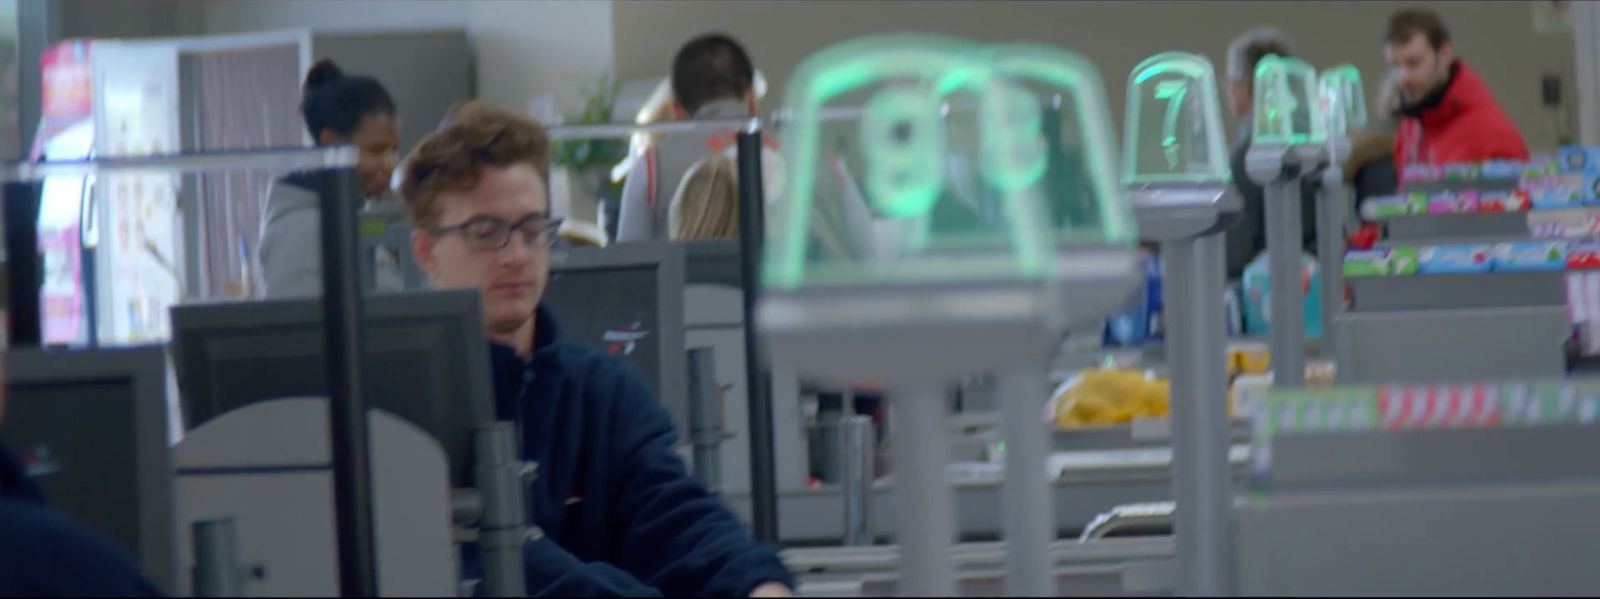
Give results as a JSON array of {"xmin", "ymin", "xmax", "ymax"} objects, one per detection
[
  {"xmin": 1240, "ymin": 382, "xmax": 1600, "ymax": 595},
  {"xmin": 1337, "ymin": 170, "xmax": 1570, "ymax": 383},
  {"xmin": 1122, "ymin": 51, "xmax": 1238, "ymax": 597},
  {"xmin": 759, "ymin": 35, "xmax": 1138, "ymax": 596},
  {"xmin": 1315, "ymin": 65, "xmax": 1366, "ymax": 352},
  {"xmin": 1244, "ymin": 56, "xmax": 1327, "ymax": 389}
]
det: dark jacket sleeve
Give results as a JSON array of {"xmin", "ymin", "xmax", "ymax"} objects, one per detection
[
  {"xmin": 0, "ymin": 501, "xmax": 164, "ymax": 597},
  {"xmin": 518, "ymin": 536, "xmax": 663, "ymax": 597},
  {"xmin": 603, "ymin": 364, "xmax": 794, "ymax": 597}
]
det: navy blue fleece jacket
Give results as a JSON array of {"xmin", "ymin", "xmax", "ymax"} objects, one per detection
[
  {"xmin": 0, "ymin": 441, "xmax": 163, "ymax": 596},
  {"xmin": 465, "ymin": 305, "xmax": 793, "ymax": 597}
]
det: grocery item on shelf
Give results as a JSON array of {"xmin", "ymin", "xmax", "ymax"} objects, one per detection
[
  {"xmin": 1224, "ymin": 282, "xmax": 1244, "ymax": 338},
  {"xmin": 1567, "ymin": 244, "xmax": 1600, "ymax": 270},
  {"xmin": 1343, "ymin": 246, "xmax": 1418, "ymax": 278},
  {"xmin": 1049, "ymin": 368, "xmax": 1171, "ymax": 429},
  {"xmin": 1527, "ymin": 207, "xmax": 1600, "ymax": 239},
  {"xmin": 1416, "ymin": 244, "xmax": 1493, "ymax": 274},
  {"xmin": 1525, "ymin": 173, "xmax": 1590, "ymax": 209},
  {"xmin": 1559, "ymin": 146, "xmax": 1600, "ymax": 173},
  {"xmin": 1241, "ymin": 251, "xmax": 1323, "ymax": 339},
  {"xmin": 1104, "ymin": 250, "xmax": 1160, "ymax": 347},
  {"xmin": 1426, "ymin": 189, "xmax": 1479, "ymax": 215},
  {"xmin": 1493, "ymin": 240, "xmax": 1568, "ymax": 272}
]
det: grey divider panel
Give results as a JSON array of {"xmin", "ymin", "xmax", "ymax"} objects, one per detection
[
  {"xmin": 1237, "ymin": 480, "xmax": 1600, "ymax": 596},
  {"xmin": 172, "ymin": 398, "xmax": 456, "ymax": 597},
  {"xmin": 1265, "ymin": 427, "xmax": 1600, "ymax": 490},
  {"xmin": 169, "ymin": 289, "xmax": 492, "ymax": 488},
  {"xmin": 1347, "ymin": 271, "xmax": 1565, "ymax": 311},
  {"xmin": 786, "ymin": 537, "xmax": 1174, "ymax": 597},
  {"xmin": 1335, "ymin": 306, "xmax": 1569, "ymax": 384},
  {"xmin": 544, "ymin": 243, "xmax": 688, "ymax": 435},
  {"xmin": 1, "ymin": 346, "xmax": 175, "ymax": 591},
  {"xmin": 1383, "ymin": 211, "xmax": 1529, "ymax": 241}
]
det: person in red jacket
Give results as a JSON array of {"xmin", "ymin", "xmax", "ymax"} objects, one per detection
[{"xmin": 1385, "ymin": 8, "xmax": 1529, "ymax": 175}]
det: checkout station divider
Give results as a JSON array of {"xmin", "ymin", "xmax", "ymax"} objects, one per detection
[{"xmin": 2, "ymin": 36, "xmax": 1598, "ymax": 599}]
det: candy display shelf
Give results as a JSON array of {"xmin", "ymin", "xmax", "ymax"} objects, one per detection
[
  {"xmin": 1233, "ymin": 378, "xmax": 1600, "ymax": 595},
  {"xmin": 1335, "ymin": 161, "xmax": 1581, "ymax": 384}
]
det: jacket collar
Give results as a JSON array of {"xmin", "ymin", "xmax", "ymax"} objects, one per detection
[
  {"xmin": 487, "ymin": 303, "xmax": 563, "ymax": 364},
  {"xmin": 1398, "ymin": 59, "xmax": 1487, "ymax": 129}
]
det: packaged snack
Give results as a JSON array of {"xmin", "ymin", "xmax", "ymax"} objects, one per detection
[
  {"xmin": 1527, "ymin": 174, "xmax": 1586, "ymax": 209},
  {"xmin": 1480, "ymin": 160, "xmax": 1526, "ymax": 180},
  {"xmin": 1567, "ymin": 242, "xmax": 1600, "ymax": 270},
  {"xmin": 1417, "ymin": 244, "xmax": 1493, "ymax": 274},
  {"xmin": 1586, "ymin": 172, "xmax": 1600, "ymax": 202},
  {"xmin": 1559, "ymin": 146, "xmax": 1600, "ymax": 173},
  {"xmin": 1527, "ymin": 208, "xmax": 1600, "ymax": 239},
  {"xmin": 1401, "ymin": 164, "xmax": 1441, "ymax": 184},
  {"xmin": 1442, "ymin": 163, "xmax": 1479, "ymax": 181},
  {"xmin": 1524, "ymin": 154, "xmax": 1559, "ymax": 178},
  {"xmin": 1478, "ymin": 190, "xmax": 1514, "ymax": 212},
  {"xmin": 1492, "ymin": 241, "xmax": 1568, "ymax": 272},
  {"xmin": 1344, "ymin": 246, "xmax": 1419, "ymax": 277}
]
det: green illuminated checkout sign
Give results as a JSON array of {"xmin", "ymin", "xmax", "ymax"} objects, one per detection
[{"xmin": 764, "ymin": 35, "xmax": 1136, "ymax": 291}]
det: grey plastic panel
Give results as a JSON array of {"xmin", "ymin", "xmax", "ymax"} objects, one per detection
[
  {"xmin": 1382, "ymin": 211, "xmax": 1529, "ymax": 242},
  {"xmin": 1348, "ymin": 271, "xmax": 1564, "ymax": 311},
  {"xmin": 1263, "ymin": 427, "xmax": 1600, "ymax": 490},
  {"xmin": 1334, "ymin": 306, "xmax": 1569, "ymax": 384},
  {"xmin": 1237, "ymin": 480, "xmax": 1600, "ymax": 596}
]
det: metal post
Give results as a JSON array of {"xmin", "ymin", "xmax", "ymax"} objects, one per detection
[
  {"xmin": 1265, "ymin": 176, "xmax": 1307, "ymax": 388},
  {"xmin": 687, "ymin": 347, "xmax": 724, "ymax": 489},
  {"xmin": 316, "ymin": 167, "xmax": 377, "ymax": 597},
  {"xmin": 889, "ymin": 381, "xmax": 957, "ymax": 596},
  {"xmin": 839, "ymin": 414, "xmax": 876, "ymax": 547},
  {"xmin": 1316, "ymin": 170, "xmax": 1348, "ymax": 355},
  {"xmin": 3, "ymin": 181, "xmax": 41, "ymax": 348},
  {"xmin": 1163, "ymin": 233, "xmax": 1235, "ymax": 596},
  {"xmin": 192, "ymin": 518, "xmax": 245, "ymax": 597},
  {"xmin": 474, "ymin": 423, "xmax": 529, "ymax": 597},
  {"xmin": 997, "ymin": 365, "xmax": 1053, "ymax": 596},
  {"xmin": 736, "ymin": 125, "xmax": 779, "ymax": 543}
]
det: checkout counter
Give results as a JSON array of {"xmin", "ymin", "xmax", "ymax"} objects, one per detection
[{"xmin": 2, "ymin": 31, "xmax": 1599, "ymax": 599}]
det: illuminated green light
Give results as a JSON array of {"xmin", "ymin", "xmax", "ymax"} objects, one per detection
[
  {"xmin": 1251, "ymin": 55, "xmax": 1326, "ymax": 146},
  {"xmin": 763, "ymin": 35, "xmax": 1136, "ymax": 291},
  {"xmin": 1319, "ymin": 64, "xmax": 1367, "ymax": 138},
  {"xmin": 1122, "ymin": 52, "xmax": 1230, "ymax": 186}
]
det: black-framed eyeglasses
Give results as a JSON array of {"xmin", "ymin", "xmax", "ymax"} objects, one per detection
[{"xmin": 430, "ymin": 215, "xmax": 565, "ymax": 252}]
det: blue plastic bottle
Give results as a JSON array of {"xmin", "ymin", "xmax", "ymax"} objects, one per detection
[{"xmin": 1240, "ymin": 251, "xmax": 1322, "ymax": 340}]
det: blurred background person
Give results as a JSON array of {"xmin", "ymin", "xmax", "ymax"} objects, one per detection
[
  {"xmin": 1223, "ymin": 26, "xmax": 1317, "ymax": 279},
  {"xmin": 258, "ymin": 59, "xmax": 399, "ymax": 298},
  {"xmin": 668, "ymin": 153, "xmax": 740, "ymax": 241},
  {"xmin": 616, "ymin": 33, "xmax": 760, "ymax": 243},
  {"xmin": 1385, "ymin": 7, "xmax": 1528, "ymax": 173}
]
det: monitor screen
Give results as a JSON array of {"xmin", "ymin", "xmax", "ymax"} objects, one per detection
[
  {"xmin": 170, "ymin": 290, "xmax": 493, "ymax": 488},
  {"xmin": 543, "ymin": 244, "xmax": 687, "ymax": 434},
  {"xmin": 545, "ymin": 265, "xmax": 663, "ymax": 399},
  {"xmin": 1, "ymin": 346, "xmax": 173, "ymax": 590}
]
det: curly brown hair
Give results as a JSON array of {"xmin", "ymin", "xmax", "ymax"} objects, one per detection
[{"xmin": 400, "ymin": 101, "xmax": 551, "ymax": 228}]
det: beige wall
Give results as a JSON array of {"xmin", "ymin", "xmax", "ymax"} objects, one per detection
[
  {"xmin": 190, "ymin": 0, "xmax": 614, "ymax": 114},
  {"xmin": 615, "ymin": 0, "xmax": 1576, "ymax": 150}
]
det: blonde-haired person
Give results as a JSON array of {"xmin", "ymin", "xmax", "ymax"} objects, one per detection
[{"xmin": 668, "ymin": 154, "xmax": 740, "ymax": 241}]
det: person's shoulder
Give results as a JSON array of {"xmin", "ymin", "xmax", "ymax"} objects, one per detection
[
  {"xmin": 546, "ymin": 341, "xmax": 651, "ymax": 396},
  {"xmin": 0, "ymin": 500, "xmax": 159, "ymax": 596}
]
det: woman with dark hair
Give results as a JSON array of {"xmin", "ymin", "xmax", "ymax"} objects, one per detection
[{"xmin": 258, "ymin": 59, "xmax": 398, "ymax": 298}]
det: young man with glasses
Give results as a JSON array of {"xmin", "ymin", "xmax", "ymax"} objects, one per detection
[{"xmin": 401, "ymin": 102, "xmax": 793, "ymax": 597}]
